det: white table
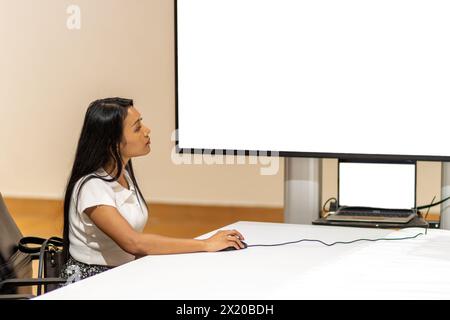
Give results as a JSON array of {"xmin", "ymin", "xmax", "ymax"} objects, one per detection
[{"xmin": 36, "ymin": 221, "xmax": 450, "ymax": 299}]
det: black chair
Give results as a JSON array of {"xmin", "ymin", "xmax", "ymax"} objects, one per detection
[{"xmin": 0, "ymin": 193, "xmax": 66, "ymax": 299}]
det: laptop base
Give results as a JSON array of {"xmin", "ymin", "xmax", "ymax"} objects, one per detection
[{"xmin": 312, "ymin": 215, "xmax": 429, "ymax": 229}]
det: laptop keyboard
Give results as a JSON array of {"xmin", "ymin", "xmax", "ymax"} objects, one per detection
[{"xmin": 336, "ymin": 209, "xmax": 413, "ymax": 218}]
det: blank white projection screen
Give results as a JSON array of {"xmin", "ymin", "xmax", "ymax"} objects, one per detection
[{"xmin": 176, "ymin": 0, "xmax": 450, "ymax": 157}]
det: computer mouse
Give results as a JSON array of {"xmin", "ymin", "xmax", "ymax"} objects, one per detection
[{"xmin": 219, "ymin": 241, "xmax": 248, "ymax": 251}]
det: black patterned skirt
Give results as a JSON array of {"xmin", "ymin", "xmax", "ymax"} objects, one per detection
[{"xmin": 59, "ymin": 255, "xmax": 115, "ymax": 287}]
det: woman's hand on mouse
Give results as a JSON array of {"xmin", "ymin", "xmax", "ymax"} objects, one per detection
[{"xmin": 203, "ymin": 229, "xmax": 245, "ymax": 252}]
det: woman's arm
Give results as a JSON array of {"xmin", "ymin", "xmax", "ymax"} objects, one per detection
[{"xmin": 84, "ymin": 205, "xmax": 245, "ymax": 256}]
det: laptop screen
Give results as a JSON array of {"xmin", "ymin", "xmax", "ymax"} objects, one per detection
[{"xmin": 338, "ymin": 162, "xmax": 416, "ymax": 210}]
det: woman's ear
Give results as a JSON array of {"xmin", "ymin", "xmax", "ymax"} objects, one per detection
[
  {"xmin": 118, "ymin": 139, "xmax": 126, "ymax": 155},
  {"xmin": 107, "ymin": 143, "xmax": 123, "ymax": 161},
  {"xmin": 119, "ymin": 134, "xmax": 128, "ymax": 147}
]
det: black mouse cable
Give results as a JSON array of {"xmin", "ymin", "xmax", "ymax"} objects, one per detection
[
  {"xmin": 252, "ymin": 189, "xmax": 447, "ymax": 250},
  {"xmin": 245, "ymin": 231, "xmax": 424, "ymax": 248},
  {"xmin": 242, "ymin": 195, "xmax": 448, "ymax": 249}
]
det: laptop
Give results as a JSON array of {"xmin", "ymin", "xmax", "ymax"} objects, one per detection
[{"xmin": 326, "ymin": 161, "xmax": 417, "ymax": 224}]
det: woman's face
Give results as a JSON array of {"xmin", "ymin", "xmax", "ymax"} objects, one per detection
[{"xmin": 120, "ymin": 107, "xmax": 151, "ymax": 159}]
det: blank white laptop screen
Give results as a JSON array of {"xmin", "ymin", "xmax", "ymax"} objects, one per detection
[
  {"xmin": 338, "ymin": 162, "xmax": 415, "ymax": 209},
  {"xmin": 176, "ymin": 0, "xmax": 450, "ymax": 159}
]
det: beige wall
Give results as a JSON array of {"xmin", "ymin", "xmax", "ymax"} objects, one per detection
[
  {"xmin": 0, "ymin": 0, "xmax": 284, "ymax": 207},
  {"xmin": 0, "ymin": 1, "xmax": 442, "ymax": 212}
]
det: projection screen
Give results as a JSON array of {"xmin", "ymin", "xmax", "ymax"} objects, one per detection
[{"xmin": 175, "ymin": 0, "xmax": 450, "ymax": 161}]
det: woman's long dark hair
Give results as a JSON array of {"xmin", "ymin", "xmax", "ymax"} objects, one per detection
[{"xmin": 62, "ymin": 97, "xmax": 148, "ymax": 263}]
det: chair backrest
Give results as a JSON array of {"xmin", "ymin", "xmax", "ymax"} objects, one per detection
[
  {"xmin": 0, "ymin": 193, "xmax": 23, "ymax": 260},
  {"xmin": 0, "ymin": 193, "xmax": 32, "ymax": 294}
]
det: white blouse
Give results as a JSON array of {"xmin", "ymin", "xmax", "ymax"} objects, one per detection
[{"xmin": 68, "ymin": 168, "xmax": 148, "ymax": 266}]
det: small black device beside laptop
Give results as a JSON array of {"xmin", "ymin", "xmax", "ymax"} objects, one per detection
[{"xmin": 326, "ymin": 160, "xmax": 417, "ymax": 224}]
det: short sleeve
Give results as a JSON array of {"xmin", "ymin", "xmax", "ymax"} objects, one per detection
[{"xmin": 75, "ymin": 177, "xmax": 117, "ymax": 215}]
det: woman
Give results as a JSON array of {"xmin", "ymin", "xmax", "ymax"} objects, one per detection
[{"xmin": 60, "ymin": 97, "xmax": 245, "ymax": 285}]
